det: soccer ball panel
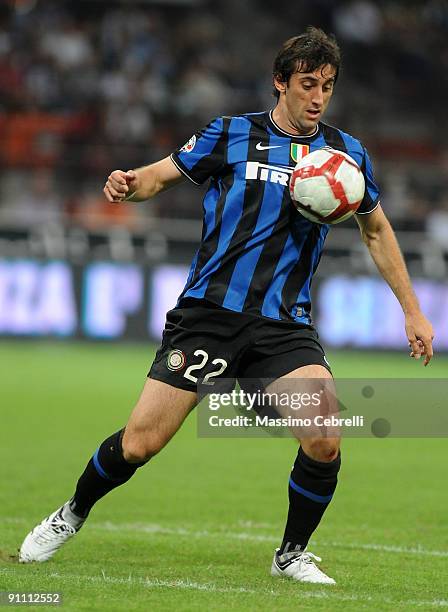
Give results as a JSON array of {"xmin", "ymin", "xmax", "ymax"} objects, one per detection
[
  {"xmin": 293, "ymin": 176, "xmax": 340, "ymax": 215},
  {"xmin": 334, "ymin": 163, "xmax": 365, "ymax": 205}
]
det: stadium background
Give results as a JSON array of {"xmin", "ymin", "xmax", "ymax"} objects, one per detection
[{"xmin": 1, "ymin": 1, "xmax": 447, "ymax": 610}]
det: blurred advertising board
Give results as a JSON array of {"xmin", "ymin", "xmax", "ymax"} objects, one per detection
[{"xmin": 0, "ymin": 258, "xmax": 447, "ymax": 350}]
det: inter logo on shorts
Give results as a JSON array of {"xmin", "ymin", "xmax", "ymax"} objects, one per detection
[
  {"xmin": 180, "ymin": 135, "xmax": 196, "ymax": 153},
  {"xmin": 166, "ymin": 349, "xmax": 186, "ymax": 371}
]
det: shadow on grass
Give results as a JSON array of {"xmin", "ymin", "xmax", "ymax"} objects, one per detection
[{"xmin": 0, "ymin": 549, "xmax": 19, "ymax": 563}]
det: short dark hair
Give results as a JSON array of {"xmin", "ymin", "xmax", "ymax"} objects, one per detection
[{"xmin": 272, "ymin": 27, "xmax": 341, "ymax": 99}]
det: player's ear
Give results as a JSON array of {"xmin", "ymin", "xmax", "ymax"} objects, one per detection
[{"xmin": 273, "ymin": 74, "xmax": 287, "ymax": 96}]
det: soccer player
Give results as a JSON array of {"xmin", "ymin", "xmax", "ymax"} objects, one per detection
[{"xmin": 20, "ymin": 27, "xmax": 434, "ymax": 584}]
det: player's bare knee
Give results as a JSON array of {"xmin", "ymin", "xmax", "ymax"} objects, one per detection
[
  {"xmin": 121, "ymin": 439, "xmax": 148, "ymax": 463},
  {"xmin": 304, "ymin": 438, "xmax": 340, "ymax": 463},
  {"xmin": 122, "ymin": 431, "xmax": 166, "ymax": 463}
]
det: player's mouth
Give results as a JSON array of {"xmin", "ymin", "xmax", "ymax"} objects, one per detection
[{"xmin": 306, "ymin": 109, "xmax": 321, "ymax": 120}]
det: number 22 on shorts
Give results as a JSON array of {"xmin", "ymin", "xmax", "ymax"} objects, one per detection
[{"xmin": 183, "ymin": 349, "xmax": 228, "ymax": 385}]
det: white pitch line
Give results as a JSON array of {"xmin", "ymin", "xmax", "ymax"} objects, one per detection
[
  {"xmin": 56, "ymin": 571, "xmax": 258, "ymax": 595},
  {"xmin": 0, "ymin": 567, "xmax": 446, "ymax": 608},
  {"xmin": 4, "ymin": 516, "xmax": 448, "ymax": 558},
  {"xmin": 93, "ymin": 520, "xmax": 448, "ymax": 558},
  {"xmin": 328, "ymin": 541, "xmax": 448, "ymax": 557}
]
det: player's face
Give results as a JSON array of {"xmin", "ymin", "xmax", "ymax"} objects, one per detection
[{"xmin": 274, "ymin": 64, "xmax": 336, "ymax": 135}]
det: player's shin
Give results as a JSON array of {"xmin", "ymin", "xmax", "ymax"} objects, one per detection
[
  {"xmin": 279, "ymin": 446, "xmax": 340, "ymax": 556},
  {"xmin": 65, "ymin": 429, "xmax": 147, "ymax": 526}
]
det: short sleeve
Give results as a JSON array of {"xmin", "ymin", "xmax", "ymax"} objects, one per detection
[
  {"xmin": 170, "ymin": 117, "xmax": 227, "ymax": 185},
  {"xmin": 356, "ymin": 146, "xmax": 380, "ymax": 214}
]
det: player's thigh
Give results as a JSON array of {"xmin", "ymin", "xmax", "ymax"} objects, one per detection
[
  {"xmin": 269, "ymin": 364, "xmax": 340, "ymax": 462},
  {"xmin": 122, "ymin": 377, "xmax": 197, "ymax": 461}
]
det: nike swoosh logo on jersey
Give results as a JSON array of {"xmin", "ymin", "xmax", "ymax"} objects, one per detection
[{"xmin": 256, "ymin": 142, "xmax": 283, "ymax": 151}]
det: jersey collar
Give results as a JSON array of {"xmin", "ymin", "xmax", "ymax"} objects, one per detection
[{"xmin": 268, "ymin": 109, "xmax": 320, "ymax": 139}]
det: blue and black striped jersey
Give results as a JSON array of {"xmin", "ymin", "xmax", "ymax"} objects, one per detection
[{"xmin": 171, "ymin": 110, "xmax": 380, "ymax": 325}]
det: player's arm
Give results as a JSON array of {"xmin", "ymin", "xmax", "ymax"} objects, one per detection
[
  {"xmin": 103, "ymin": 156, "xmax": 186, "ymax": 203},
  {"xmin": 356, "ymin": 204, "xmax": 434, "ymax": 365}
]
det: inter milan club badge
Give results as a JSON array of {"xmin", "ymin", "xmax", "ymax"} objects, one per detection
[
  {"xmin": 180, "ymin": 135, "xmax": 196, "ymax": 153},
  {"xmin": 166, "ymin": 349, "xmax": 186, "ymax": 371}
]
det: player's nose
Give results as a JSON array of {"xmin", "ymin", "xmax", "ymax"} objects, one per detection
[{"xmin": 312, "ymin": 88, "xmax": 324, "ymax": 106}]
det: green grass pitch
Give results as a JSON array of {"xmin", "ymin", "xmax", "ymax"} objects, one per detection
[{"xmin": 1, "ymin": 341, "xmax": 447, "ymax": 610}]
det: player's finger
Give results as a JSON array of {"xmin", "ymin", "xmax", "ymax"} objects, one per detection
[
  {"xmin": 103, "ymin": 185, "xmax": 115, "ymax": 202},
  {"xmin": 108, "ymin": 177, "xmax": 129, "ymax": 193},
  {"xmin": 109, "ymin": 171, "xmax": 128, "ymax": 185},
  {"xmin": 408, "ymin": 337, "xmax": 421, "ymax": 360},
  {"xmin": 421, "ymin": 337, "xmax": 434, "ymax": 366},
  {"xmin": 103, "ymin": 185, "xmax": 124, "ymax": 202},
  {"xmin": 125, "ymin": 170, "xmax": 137, "ymax": 182},
  {"xmin": 104, "ymin": 185, "xmax": 124, "ymax": 200},
  {"xmin": 409, "ymin": 339, "xmax": 425, "ymax": 353}
]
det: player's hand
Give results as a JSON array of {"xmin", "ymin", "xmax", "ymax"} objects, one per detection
[
  {"xmin": 405, "ymin": 312, "xmax": 434, "ymax": 366},
  {"xmin": 103, "ymin": 170, "xmax": 138, "ymax": 203}
]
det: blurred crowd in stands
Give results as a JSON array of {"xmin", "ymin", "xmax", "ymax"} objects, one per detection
[{"xmin": 1, "ymin": 0, "xmax": 448, "ymax": 244}]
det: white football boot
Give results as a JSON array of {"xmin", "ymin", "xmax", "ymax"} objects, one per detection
[
  {"xmin": 271, "ymin": 548, "xmax": 336, "ymax": 584},
  {"xmin": 19, "ymin": 504, "xmax": 80, "ymax": 563}
]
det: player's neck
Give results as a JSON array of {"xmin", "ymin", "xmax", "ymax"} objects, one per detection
[{"xmin": 272, "ymin": 106, "xmax": 318, "ymax": 137}]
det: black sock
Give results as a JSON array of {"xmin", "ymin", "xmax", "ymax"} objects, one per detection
[
  {"xmin": 69, "ymin": 429, "xmax": 147, "ymax": 519},
  {"xmin": 279, "ymin": 446, "xmax": 340, "ymax": 555}
]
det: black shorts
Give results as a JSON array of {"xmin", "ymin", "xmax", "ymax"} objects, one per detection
[{"xmin": 148, "ymin": 299, "xmax": 331, "ymax": 393}]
